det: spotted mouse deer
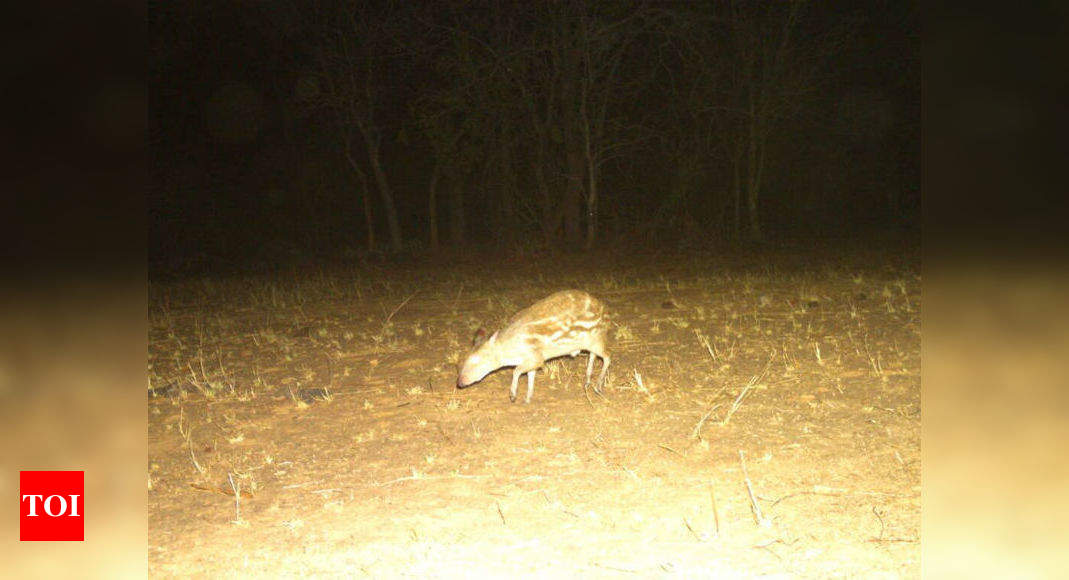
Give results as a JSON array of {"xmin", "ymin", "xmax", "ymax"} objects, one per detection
[{"xmin": 457, "ymin": 290, "xmax": 611, "ymax": 403}]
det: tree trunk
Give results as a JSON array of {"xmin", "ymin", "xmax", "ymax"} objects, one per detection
[
  {"xmin": 584, "ymin": 163, "xmax": 598, "ymax": 250},
  {"xmin": 752, "ymin": 127, "xmax": 767, "ymax": 241},
  {"xmin": 561, "ymin": 45, "xmax": 584, "ymax": 248},
  {"xmin": 746, "ymin": 185, "xmax": 762, "ymax": 242},
  {"xmin": 531, "ymin": 132, "xmax": 559, "ymax": 247},
  {"xmin": 358, "ymin": 123, "xmax": 402, "ymax": 252},
  {"xmin": 449, "ymin": 175, "xmax": 465, "ymax": 248},
  {"xmin": 343, "ymin": 137, "xmax": 375, "ymax": 250},
  {"xmin": 496, "ymin": 146, "xmax": 516, "ymax": 246},
  {"xmin": 358, "ymin": 165, "xmax": 374, "ymax": 250},
  {"xmin": 563, "ymin": 148, "xmax": 584, "ymax": 246},
  {"xmin": 732, "ymin": 144, "xmax": 742, "ymax": 242},
  {"xmin": 746, "ymin": 117, "xmax": 763, "ymax": 242},
  {"xmin": 428, "ymin": 161, "xmax": 441, "ymax": 252},
  {"xmin": 582, "ymin": 115, "xmax": 598, "ymax": 250}
]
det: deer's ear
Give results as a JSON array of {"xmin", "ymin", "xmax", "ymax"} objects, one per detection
[{"xmin": 472, "ymin": 327, "xmax": 488, "ymax": 348}]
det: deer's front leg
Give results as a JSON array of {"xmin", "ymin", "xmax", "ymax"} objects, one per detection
[
  {"xmin": 509, "ymin": 368, "xmax": 521, "ymax": 403},
  {"xmin": 524, "ymin": 370, "xmax": 536, "ymax": 404}
]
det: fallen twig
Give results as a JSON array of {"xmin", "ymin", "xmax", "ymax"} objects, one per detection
[{"xmin": 739, "ymin": 450, "xmax": 770, "ymax": 528}]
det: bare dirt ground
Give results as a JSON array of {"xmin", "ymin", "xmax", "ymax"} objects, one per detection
[{"xmin": 148, "ymin": 244, "xmax": 920, "ymax": 577}]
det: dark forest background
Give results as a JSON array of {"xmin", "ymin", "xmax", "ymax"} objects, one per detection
[{"xmin": 150, "ymin": 0, "xmax": 919, "ymax": 274}]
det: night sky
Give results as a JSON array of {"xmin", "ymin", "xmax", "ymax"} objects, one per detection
[{"xmin": 150, "ymin": 0, "xmax": 919, "ymax": 274}]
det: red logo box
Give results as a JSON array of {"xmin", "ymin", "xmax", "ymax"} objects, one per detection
[{"xmin": 20, "ymin": 471, "xmax": 84, "ymax": 541}]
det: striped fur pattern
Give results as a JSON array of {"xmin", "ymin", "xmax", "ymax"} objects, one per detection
[{"xmin": 457, "ymin": 290, "xmax": 611, "ymax": 403}]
